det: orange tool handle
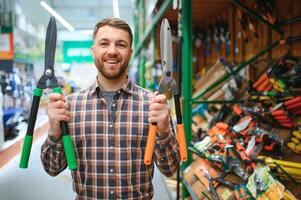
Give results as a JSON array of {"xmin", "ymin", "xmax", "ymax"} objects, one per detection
[
  {"xmin": 287, "ymin": 101, "xmax": 301, "ymax": 110},
  {"xmin": 271, "ymin": 109, "xmax": 286, "ymax": 116},
  {"xmin": 177, "ymin": 124, "xmax": 187, "ymax": 162},
  {"xmin": 280, "ymin": 123, "xmax": 295, "ymax": 128},
  {"xmin": 216, "ymin": 122, "xmax": 229, "ymax": 130},
  {"xmin": 284, "ymin": 96, "xmax": 301, "ymax": 106},
  {"xmin": 277, "ymin": 119, "xmax": 293, "ymax": 123},
  {"xmin": 233, "ymin": 104, "xmax": 242, "ymax": 115},
  {"xmin": 264, "ymin": 83, "xmax": 273, "ymax": 91},
  {"xmin": 257, "ymin": 77, "xmax": 270, "ymax": 92},
  {"xmin": 274, "ymin": 115, "xmax": 289, "ymax": 120},
  {"xmin": 144, "ymin": 123, "xmax": 157, "ymax": 165},
  {"xmin": 253, "ymin": 73, "xmax": 268, "ymax": 88}
]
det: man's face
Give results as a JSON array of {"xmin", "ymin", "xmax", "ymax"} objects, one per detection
[{"xmin": 91, "ymin": 25, "xmax": 132, "ymax": 80}]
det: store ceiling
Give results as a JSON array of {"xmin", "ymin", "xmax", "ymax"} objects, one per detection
[{"xmin": 20, "ymin": 0, "xmax": 133, "ymax": 41}]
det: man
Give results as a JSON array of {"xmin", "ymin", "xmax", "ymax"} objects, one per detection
[{"xmin": 41, "ymin": 17, "xmax": 180, "ymax": 199}]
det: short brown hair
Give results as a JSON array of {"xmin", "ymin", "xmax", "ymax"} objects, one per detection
[{"xmin": 93, "ymin": 17, "xmax": 133, "ymax": 46}]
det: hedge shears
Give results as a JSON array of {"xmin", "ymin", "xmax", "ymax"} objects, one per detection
[
  {"xmin": 19, "ymin": 17, "xmax": 77, "ymax": 170},
  {"xmin": 144, "ymin": 18, "xmax": 187, "ymax": 165}
]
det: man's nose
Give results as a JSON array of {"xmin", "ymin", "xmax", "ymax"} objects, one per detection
[{"xmin": 107, "ymin": 44, "xmax": 117, "ymax": 55}]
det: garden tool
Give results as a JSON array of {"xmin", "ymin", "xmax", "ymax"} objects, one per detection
[
  {"xmin": 144, "ymin": 19, "xmax": 187, "ymax": 165},
  {"xmin": 19, "ymin": 17, "xmax": 77, "ymax": 170}
]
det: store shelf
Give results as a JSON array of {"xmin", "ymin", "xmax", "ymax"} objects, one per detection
[{"xmin": 0, "ymin": 112, "xmax": 49, "ymax": 168}]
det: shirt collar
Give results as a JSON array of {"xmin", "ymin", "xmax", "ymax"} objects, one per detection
[{"xmin": 90, "ymin": 75, "xmax": 133, "ymax": 95}]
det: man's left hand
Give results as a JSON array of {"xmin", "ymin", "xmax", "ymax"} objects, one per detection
[{"xmin": 149, "ymin": 93, "xmax": 170, "ymax": 138}]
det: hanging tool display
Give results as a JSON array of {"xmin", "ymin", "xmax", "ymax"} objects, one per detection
[
  {"xmin": 144, "ymin": 18, "xmax": 187, "ymax": 165},
  {"xmin": 19, "ymin": 17, "xmax": 77, "ymax": 170},
  {"xmin": 237, "ymin": 8, "xmax": 259, "ymax": 43},
  {"xmin": 253, "ymin": 0, "xmax": 276, "ymax": 24}
]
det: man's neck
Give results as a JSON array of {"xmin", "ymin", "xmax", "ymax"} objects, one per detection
[{"xmin": 97, "ymin": 73, "xmax": 127, "ymax": 92}]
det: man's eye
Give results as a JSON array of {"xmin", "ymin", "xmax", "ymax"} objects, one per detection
[
  {"xmin": 117, "ymin": 43, "xmax": 126, "ymax": 48},
  {"xmin": 99, "ymin": 42, "xmax": 108, "ymax": 46}
]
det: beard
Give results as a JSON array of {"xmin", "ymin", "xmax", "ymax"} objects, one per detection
[{"xmin": 94, "ymin": 58, "xmax": 128, "ymax": 80}]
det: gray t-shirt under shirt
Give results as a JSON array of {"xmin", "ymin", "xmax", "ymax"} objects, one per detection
[{"xmin": 101, "ymin": 90, "xmax": 117, "ymax": 111}]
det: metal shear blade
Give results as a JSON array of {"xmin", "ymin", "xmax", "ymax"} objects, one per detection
[
  {"xmin": 159, "ymin": 19, "xmax": 175, "ymax": 94},
  {"xmin": 45, "ymin": 17, "xmax": 57, "ymax": 72},
  {"xmin": 37, "ymin": 17, "xmax": 58, "ymax": 89}
]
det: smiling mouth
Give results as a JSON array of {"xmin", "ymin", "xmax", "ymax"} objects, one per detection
[{"xmin": 105, "ymin": 60, "xmax": 119, "ymax": 64}]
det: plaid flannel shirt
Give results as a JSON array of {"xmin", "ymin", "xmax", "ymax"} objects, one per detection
[{"xmin": 41, "ymin": 78, "xmax": 180, "ymax": 200}]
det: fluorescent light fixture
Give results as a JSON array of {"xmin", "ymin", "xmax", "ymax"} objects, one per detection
[
  {"xmin": 113, "ymin": 0, "xmax": 120, "ymax": 18},
  {"xmin": 40, "ymin": 1, "xmax": 75, "ymax": 31}
]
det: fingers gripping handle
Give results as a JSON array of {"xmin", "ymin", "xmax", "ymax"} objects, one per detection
[
  {"xmin": 177, "ymin": 124, "xmax": 187, "ymax": 162},
  {"xmin": 144, "ymin": 123, "xmax": 157, "ymax": 165},
  {"xmin": 19, "ymin": 88, "xmax": 42, "ymax": 168},
  {"xmin": 53, "ymin": 87, "xmax": 77, "ymax": 170}
]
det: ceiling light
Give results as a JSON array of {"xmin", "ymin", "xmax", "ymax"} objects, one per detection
[
  {"xmin": 40, "ymin": 1, "xmax": 74, "ymax": 32},
  {"xmin": 113, "ymin": 0, "xmax": 120, "ymax": 18}
]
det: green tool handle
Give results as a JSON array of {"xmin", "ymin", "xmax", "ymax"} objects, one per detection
[
  {"xmin": 53, "ymin": 87, "xmax": 77, "ymax": 170},
  {"xmin": 62, "ymin": 134, "xmax": 77, "ymax": 170},
  {"xmin": 19, "ymin": 135, "xmax": 33, "ymax": 168},
  {"xmin": 19, "ymin": 88, "xmax": 42, "ymax": 168}
]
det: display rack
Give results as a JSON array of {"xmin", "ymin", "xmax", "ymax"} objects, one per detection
[{"xmin": 134, "ymin": 0, "xmax": 301, "ymax": 199}]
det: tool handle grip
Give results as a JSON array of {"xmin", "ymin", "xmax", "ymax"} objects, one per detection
[
  {"xmin": 177, "ymin": 124, "xmax": 187, "ymax": 162},
  {"xmin": 253, "ymin": 73, "xmax": 268, "ymax": 89},
  {"xmin": 285, "ymin": 96, "xmax": 301, "ymax": 106},
  {"xmin": 144, "ymin": 123, "xmax": 157, "ymax": 165},
  {"xmin": 19, "ymin": 135, "xmax": 33, "ymax": 168},
  {"xmin": 286, "ymin": 101, "xmax": 301, "ymax": 110},
  {"xmin": 271, "ymin": 110, "xmax": 286, "ymax": 116},
  {"xmin": 19, "ymin": 89, "xmax": 42, "ymax": 168},
  {"xmin": 53, "ymin": 87, "xmax": 77, "ymax": 170},
  {"xmin": 257, "ymin": 77, "xmax": 271, "ymax": 92},
  {"xmin": 216, "ymin": 122, "xmax": 229, "ymax": 130},
  {"xmin": 62, "ymin": 133, "xmax": 77, "ymax": 170}
]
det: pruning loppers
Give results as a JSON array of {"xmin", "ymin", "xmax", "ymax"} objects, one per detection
[
  {"xmin": 19, "ymin": 17, "xmax": 77, "ymax": 170},
  {"xmin": 144, "ymin": 18, "xmax": 187, "ymax": 165}
]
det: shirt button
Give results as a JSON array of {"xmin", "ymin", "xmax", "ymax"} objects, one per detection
[
  {"xmin": 112, "ymin": 103, "xmax": 116, "ymax": 107},
  {"xmin": 110, "ymin": 168, "xmax": 114, "ymax": 173},
  {"xmin": 109, "ymin": 124, "xmax": 113, "ymax": 128},
  {"xmin": 117, "ymin": 90, "xmax": 121, "ymax": 94},
  {"xmin": 109, "ymin": 146, "xmax": 113, "ymax": 149},
  {"xmin": 110, "ymin": 191, "xmax": 114, "ymax": 194}
]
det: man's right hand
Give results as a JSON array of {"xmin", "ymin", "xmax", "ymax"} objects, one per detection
[{"xmin": 47, "ymin": 93, "xmax": 71, "ymax": 140}]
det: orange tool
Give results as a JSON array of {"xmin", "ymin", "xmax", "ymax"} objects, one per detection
[{"xmin": 144, "ymin": 19, "xmax": 187, "ymax": 165}]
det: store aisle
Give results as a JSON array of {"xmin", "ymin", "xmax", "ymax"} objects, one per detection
[{"xmin": 0, "ymin": 133, "xmax": 173, "ymax": 200}]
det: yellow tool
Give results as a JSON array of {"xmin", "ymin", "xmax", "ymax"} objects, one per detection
[
  {"xmin": 291, "ymin": 137, "xmax": 300, "ymax": 144},
  {"xmin": 287, "ymin": 142, "xmax": 301, "ymax": 154},
  {"xmin": 292, "ymin": 130, "xmax": 301, "ymax": 139},
  {"xmin": 262, "ymin": 156, "xmax": 301, "ymax": 169}
]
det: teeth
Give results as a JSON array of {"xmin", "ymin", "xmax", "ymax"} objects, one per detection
[{"xmin": 106, "ymin": 60, "xmax": 118, "ymax": 64}]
